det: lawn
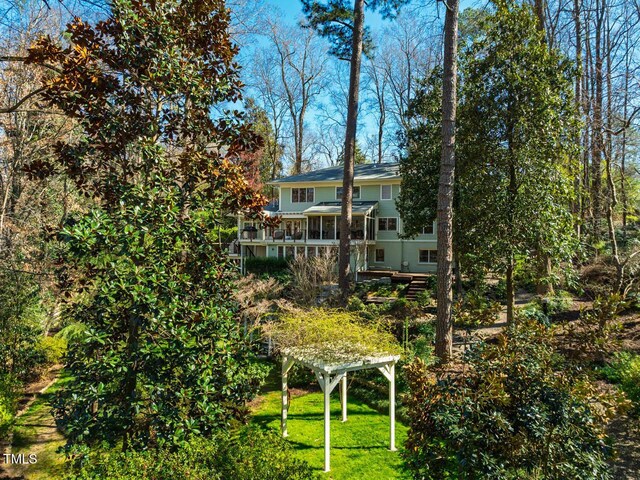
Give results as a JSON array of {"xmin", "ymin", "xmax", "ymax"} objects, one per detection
[
  {"xmin": 7, "ymin": 373, "xmax": 71, "ymax": 480},
  {"xmin": 252, "ymin": 389, "xmax": 410, "ymax": 480}
]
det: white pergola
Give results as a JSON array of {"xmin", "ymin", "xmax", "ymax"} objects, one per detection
[{"xmin": 281, "ymin": 348, "xmax": 401, "ymax": 473}]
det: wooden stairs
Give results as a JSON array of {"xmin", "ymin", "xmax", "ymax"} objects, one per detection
[{"xmin": 405, "ymin": 278, "xmax": 430, "ymax": 301}]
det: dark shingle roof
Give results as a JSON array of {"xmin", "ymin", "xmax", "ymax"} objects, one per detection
[{"xmin": 271, "ymin": 162, "xmax": 399, "ymax": 184}]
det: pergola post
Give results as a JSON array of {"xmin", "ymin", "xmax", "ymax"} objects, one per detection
[
  {"xmin": 281, "ymin": 357, "xmax": 294, "ymax": 438},
  {"xmin": 389, "ymin": 362, "xmax": 396, "ymax": 451},
  {"xmin": 323, "ymin": 373, "xmax": 331, "ymax": 472},
  {"xmin": 340, "ymin": 373, "xmax": 347, "ymax": 422}
]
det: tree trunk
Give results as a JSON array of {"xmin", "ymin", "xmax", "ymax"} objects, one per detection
[
  {"xmin": 534, "ymin": 0, "xmax": 546, "ymax": 33},
  {"xmin": 506, "ymin": 256, "xmax": 515, "ymax": 323},
  {"xmin": 536, "ymin": 253, "xmax": 554, "ymax": 296},
  {"xmin": 591, "ymin": 0, "xmax": 605, "ymax": 241},
  {"xmin": 434, "ymin": 0, "xmax": 459, "ymax": 363},
  {"xmin": 573, "ymin": 0, "xmax": 583, "ymax": 239},
  {"xmin": 338, "ymin": 0, "xmax": 365, "ymax": 302}
]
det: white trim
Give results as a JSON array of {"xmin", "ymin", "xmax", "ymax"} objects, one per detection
[
  {"xmin": 268, "ymin": 179, "xmax": 401, "ymax": 188},
  {"xmin": 380, "ymin": 184, "xmax": 392, "ymax": 201}
]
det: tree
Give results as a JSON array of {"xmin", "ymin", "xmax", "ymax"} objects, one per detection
[
  {"xmin": 261, "ymin": 18, "xmax": 328, "ymax": 175},
  {"xmin": 26, "ymin": 0, "xmax": 270, "ymax": 451},
  {"xmin": 435, "ymin": 0, "xmax": 460, "ymax": 362},
  {"xmin": 303, "ymin": 0, "xmax": 409, "ymax": 301},
  {"xmin": 396, "ymin": 69, "xmax": 442, "ymax": 239},
  {"xmin": 457, "ymin": 0, "xmax": 578, "ymax": 323},
  {"xmin": 242, "ymin": 98, "xmax": 284, "ymax": 196}
]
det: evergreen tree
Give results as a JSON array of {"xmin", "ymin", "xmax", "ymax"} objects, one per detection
[
  {"xmin": 27, "ymin": 0, "xmax": 269, "ymax": 451},
  {"xmin": 457, "ymin": 0, "xmax": 579, "ymax": 321}
]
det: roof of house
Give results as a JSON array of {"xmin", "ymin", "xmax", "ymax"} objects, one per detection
[{"xmin": 270, "ymin": 162, "xmax": 400, "ymax": 184}]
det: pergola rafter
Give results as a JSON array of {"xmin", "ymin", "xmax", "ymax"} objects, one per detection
[{"xmin": 281, "ymin": 349, "xmax": 400, "ymax": 473}]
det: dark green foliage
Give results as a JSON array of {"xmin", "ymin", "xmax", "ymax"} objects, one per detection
[
  {"xmin": 456, "ymin": 1, "xmax": 579, "ymax": 275},
  {"xmin": 287, "ymin": 363, "xmax": 317, "ymax": 389},
  {"xmin": 454, "ymin": 291, "xmax": 502, "ymax": 328},
  {"xmin": 0, "ymin": 374, "xmax": 19, "ymax": 439},
  {"xmin": 65, "ymin": 426, "xmax": 317, "ymax": 480},
  {"xmin": 29, "ymin": 0, "xmax": 272, "ymax": 453},
  {"xmin": 54, "ymin": 182, "xmax": 269, "ymax": 451},
  {"xmin": 404, "ymin": 320, "xmax": 612, "ymax": 479},
  {"xmin": 211, "ymin": 226, "xmax": 238, "ymax": 244},
  {"xmin": 396, "ymin": 69, "xmax": 442, "ymax": 238},
  {"xmin": 600, "ymin": 352, "xmax": 640, "ymax": 416},
  {"xmin": 245, "ymin": 257, "xmax": 290, "ymax": 275},
  {"xmin": 301, "ymin": 0, "xmax": 407, "ymax": 59}
]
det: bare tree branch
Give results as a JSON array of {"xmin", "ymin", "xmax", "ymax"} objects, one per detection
[{"xmin": 0, "ymin": 86, "xmax": 47, "ymax": 114}]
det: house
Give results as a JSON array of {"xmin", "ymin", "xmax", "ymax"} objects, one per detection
[{"xmin": 232, "ymin": 162, "xmax": 437, "ymax": 274}]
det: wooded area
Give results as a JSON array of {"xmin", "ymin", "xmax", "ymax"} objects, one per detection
[{"xmin": 0, "ymin": 0, "xmax": 639, "ymax": 479}]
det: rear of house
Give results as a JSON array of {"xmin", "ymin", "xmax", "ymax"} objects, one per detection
[{"xmin": 232, "ymin": 162, "xmax": 437, "ymax": 275}]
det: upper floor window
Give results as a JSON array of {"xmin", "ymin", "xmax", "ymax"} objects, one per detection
[
  {"xmin": 336, "ymin": 186, "xmax": 360, "ymax": 200},
  {"xmin": 292, "ymin": 187, "xmax": 314, "ymax": 203},
  {"xmin": 422, "ymin": 221, "xmax": 435, "ymax": 235},
  {"xmin": 378, "ymin": 217, "xmax": 398, "ymax": 231},
  {"xmin": 380, "ymin": 184, "xmax": 392, "ymax": 200}
]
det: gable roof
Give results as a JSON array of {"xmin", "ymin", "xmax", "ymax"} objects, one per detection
[{"xmin": 270, "ymin": 162, "xmax": 400, "ymax": 185}]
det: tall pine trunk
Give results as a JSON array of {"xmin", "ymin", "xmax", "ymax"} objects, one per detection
[
  {"xmin": 435, "ymin": 0, "xmax": 459, "ymax": 363},
  {"xmin": 338, "ymin": 0, "xmax": 365, "ymax": 301}
]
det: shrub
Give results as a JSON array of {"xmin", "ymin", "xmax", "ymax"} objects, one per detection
[
  {"xmin": 536, "ymin": 290, "xmax": 573, "ymax": 316},
  {"xmin": 0, "ymin": 374, "xmax": 19, "ymax": 440},
  {"xmin": 570, "ymin": 293, "xmax": 628, "ymax": 357},
  {"xmin": 211, "ymin": 226, "xmax": 238, "ymax": 244},
  {"xmin": 245, "ymin": 257, "xmax": 290, "ymax": 275},
  {"xmin": 0, "ymin": 268, "xmax": 49, "ymax": 383},
  {"xmin": 404, "ymin": 320, "xmax": 616, "ymax": 480},
  {"xmin": 518, "ymin": 302, "xmax": 550, "ymax": 327},
  {"xmin": 287, "ymin": 363, "xmax": 316, "ymax": 389},
  {"xmin": 37, "ymin": 336, "xmax": 68, "ymax": 366},
  {"xmin": 288, "ymin": 252, "xmax": 338, "ymax": 305},
  {"xmin": 65, "ymin": 426, "xmax": 317, "ymax": 480},
  {"xmin": 415, "ymin": 289, "xmax": 433, "ymax": 308},
  {"xmin": 600, "ymin": 351, "xmax": 640, "ymax": 416},
  {"xmin": 454, "ymin": 291, "xmax": 502, "ymax": 328}
]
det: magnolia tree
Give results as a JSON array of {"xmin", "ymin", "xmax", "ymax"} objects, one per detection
[{"xmin": 26, "ymin": 0, "xmax": 269, "ymax": 451}]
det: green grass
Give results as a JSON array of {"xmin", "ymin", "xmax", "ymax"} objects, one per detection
[
  {"xmin": 252, "ymin": 390, "xmax": 410, "ymax": 480},
  {"xmin": 8, "ymin": 372, "xmax": 71, "ymax": 480}
]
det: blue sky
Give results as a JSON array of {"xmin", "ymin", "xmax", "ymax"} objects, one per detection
[
  {"xmin": 266, "ymin": 0, "xmax": 484, "ymax": 28},
  {"xmin": 252, "ymin": 0, "xmax": 486, "ymax": 167}
]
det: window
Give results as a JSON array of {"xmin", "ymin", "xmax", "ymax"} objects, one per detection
[
  {"xmin": 291, "ymin": 187, "xmax": 314, "ymax": 203},
  {"xmin": 336, "ymin": 186, "xmax": 360, "ymax": 200},
  {"xmin": 375, "ymin": 249, "xmax": 385, "ymax": 262},
  {"xmin": 380, "ymin": 184, "xmax": 392, "ymax": 200},
  {"xmin": 422, "ymin": 221, "xmax": 435, "ymax": 235},
  {"xmin": 419, "ymin": 249, "xmax": 437, "ymax": 264},
  {"xmin": 378, "ymin": 217, "xmax": 398, "ymax": 231}
]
